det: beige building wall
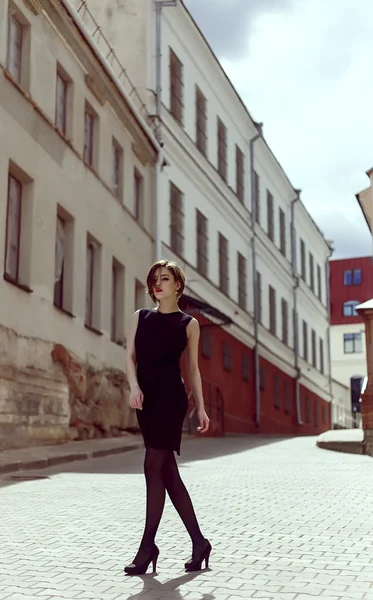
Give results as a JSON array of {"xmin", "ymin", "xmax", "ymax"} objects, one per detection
[{"xmin": 0, "ymin": 0, "xmax": 158, "ymax": 449}]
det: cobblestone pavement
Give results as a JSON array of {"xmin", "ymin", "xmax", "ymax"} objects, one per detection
[{"xmin": 1, "ymin": 435, "xmax": 373, "ymax": 600}]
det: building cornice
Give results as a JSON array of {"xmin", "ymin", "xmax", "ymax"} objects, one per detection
[{"xmin": 39, "ymin": 0, "xmax": 160, "ymax": 165}]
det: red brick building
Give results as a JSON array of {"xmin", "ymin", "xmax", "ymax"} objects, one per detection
[{"xmin": 180, "ymin": 296, "xmax": 331, "ymax": 437}]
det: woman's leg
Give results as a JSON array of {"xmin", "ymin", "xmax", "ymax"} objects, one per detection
[
  {"xmin": 162, "ymin": 450, "xmax": 205, "ymax": 549},
  {"xmin": 132, "ymin": 447, "xmax": 169, "ymax": 564}
]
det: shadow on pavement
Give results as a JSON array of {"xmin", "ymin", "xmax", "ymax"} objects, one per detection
[
  {"xmin": 0, "ymin": 434, "xmax": 299, "ymax": 488},
  {"xmin": 124, "ymin": 570, "xmax": 214, "ymax": 600}
]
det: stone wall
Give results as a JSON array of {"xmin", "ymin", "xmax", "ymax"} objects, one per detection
[{"xmin": 0, "ymin": 326, "xmax": 136, "ymax": 450}]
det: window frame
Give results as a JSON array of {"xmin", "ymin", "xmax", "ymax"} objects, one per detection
[
  {"xmin": 170, "ymin": 48, "xmax": 184, "ymax": 126},
  {"xmin": 343, "ymin": 333, "xmax": 363, "ymax": 354},
  {"xmin": 217, "ymin": 117, "xmax": 227, "ymax": 182},
  {"xmin": 4, "ymin": 173, "xmax": 22, "ymax": 283},
  {"xmin": 267, "ymin": 190, "xmax": 274, "ymax": 242},
  {"xmin": 218, "ymin": 233, "xmax": 229, "ymax": 295},
  {"xmin": 281, "ymin": 298, "xmax": 288, "ymax": 346},
  {"xmin": 269, "ymin": 285, "xmax": 276, "ymax": 336},
  {"xmin": 170, "ymin": 182, "xmax": 184, "ymax": 257},
  {"xmin": 279, "ymin": 207, "xmax": 286, "ymax": 256},
  {"xmin": 6, "ymin": 12, "xmax": 23, "ymax": 84},
  {"xmin": 196, "ymin": 209, "xmax": 208, "ymax": 277},
  {"xmin": 237, "ymin": 251, "xmax": 247, "ymax": 310},
  {"xmin": 236, "ymin": 145, "xmax": 245, "ymax": 203},
  {"xmin": 343, "ymin": 300, "xmax": 360, "ymax": 317}
]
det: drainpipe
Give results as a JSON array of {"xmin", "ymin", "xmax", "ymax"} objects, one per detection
[
  {"xmin": 325, "ymin": 249, "xmax": 333, "ymax": 426},
  {"xmin": 154, "ymin": 0, "xmax": 177, "ymax": 261},
  {"xmin": 250, "ymin": 125, "xmax": 263, "ymax": 427},
  {"xmin": 291, "ymin": 192, "xmax": 302, "ymax": 425}
]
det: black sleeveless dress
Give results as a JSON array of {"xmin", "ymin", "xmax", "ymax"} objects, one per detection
[{"xmin": 134, "ymin": 308, "xmax": 193, "ymax": 455}]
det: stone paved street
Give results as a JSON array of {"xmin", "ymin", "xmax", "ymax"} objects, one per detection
[{"xmin": 1, "ymin": 435, "xmax": 373, "ymax": 600}]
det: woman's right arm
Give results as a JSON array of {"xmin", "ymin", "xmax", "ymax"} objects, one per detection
[{"xmin": 126, "ymin": 310, "xmax": 144, "ymax": 410}]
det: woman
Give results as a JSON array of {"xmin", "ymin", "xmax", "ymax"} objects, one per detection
[{"xmin": 124, "ymin": 259, "xmax": 212, "ymax": 576}]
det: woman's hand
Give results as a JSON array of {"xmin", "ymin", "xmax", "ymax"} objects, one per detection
[
  {"xmin": 129, "ymin": 385, "xmax": 144, "ymax": 410},
  {"xmin": 197, "ymin": 408, "xmax": 210, "ymax": 434}
]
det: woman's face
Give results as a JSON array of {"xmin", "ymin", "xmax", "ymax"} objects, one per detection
[{"xmin": 153, "ymin": 267, "xmax": 179, "ymax": 301}]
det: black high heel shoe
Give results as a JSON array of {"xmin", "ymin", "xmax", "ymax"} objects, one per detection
[
  {"xmin": 184, "ymin": 539, "xmax": 212, "ymax": 572},
  {"xmin": 124, "ymin": 544, "xmax": 159, "ymax": 575}
]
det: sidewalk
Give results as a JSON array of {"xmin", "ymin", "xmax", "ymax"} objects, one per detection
[
  {"xmin": 0, "ymin": 433, "xmax": 144, "ymax": 475},
  {"xmin": 317, "ymin": 427, "xmax": 364, "ymax": 454}
]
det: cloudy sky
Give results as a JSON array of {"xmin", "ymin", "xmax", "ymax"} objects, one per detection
[{"xmin": 185, "ymin": 0, "xmax": 373, "ymax": 258}]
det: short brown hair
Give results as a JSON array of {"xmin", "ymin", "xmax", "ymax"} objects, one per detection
[{"xmin": 146, "ymin": 260, "xmax": 185, "ymax": 303}]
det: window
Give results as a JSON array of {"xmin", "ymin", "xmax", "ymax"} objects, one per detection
[
  {"xmin": 170, "ymin": 49, "xmax": 183, "ymax": 125},
  {"xmin": 6, "ymin": 12, "xmax": 23, "ymax": 83},
  {"xmin": 53, "ymin": 213, "xmax": 73, "ymax": 314},
  {"xmin": 284, "ymin": 380, "xmax": 291, "ymax": 415},
  {"xmin": 217, "ymin": 118, "xmax": 227, "ymax": 182},
  {"xmin": 242, "ymin": 354, "xmax": 250, "ymax": 382},
  {"xmin": 353, "ymin": 269, "xmax": 362, "ymax": 285},
  {"xmin": 256, "ymin": 271, "xmax": 262, "ymax": 324},
  {"xmin": 309, "ymin": 252, "xmax": 315, "ymax": 292},
  {"xmin": 344, "ymin": 269, "xmax": 361, "ymax": 285},
  {"xmin": 344, "ymin": 333, "xmax": 363, "ymax": 354},
  {"xmin": 305, "ymin": 395, "xmax": 311, "ymax": 423},
  {"xmin": 237, "ymin": 252, "xmax": 247, "ymax": 310},
  {"xmin": 236, "ymin": 145, "xmax": 244, "ymax": 203},
  {"xmin": 196, "ymin": 86, "xmax": 207, "ymax": 156},
  {"xmin": 218, "ymin": 233, "xmax": 229, "ymax": 295},
  {"xmin": 302, "ymin": 320, "xmax": 308, "ymax": 361},
  {"xmin": 267, "ymin": 191, "xmax": 274, "ymax": 241},
  {"xmin": 319, "ymin": 338, "xmax": 324, "ymax": 374},
  {"xmin": 274, "ymin": 373, "xmax": 281, "ymax": 409},
  {"xmin": 111, "ymin": 262, "xmax": 118, "ymax": 342},
  {"xmin": 112, "ymin": 139, "xmax": 123, "ymax": 200},
  {"xmin": 343, "ymin": 300, "xmax": 360, "ymax": 317},
  {"xmin": 55, "ymin": 71, "xmax": 68, "ymax": 136},
  {"xmin": 317, "ymin": 264, "xmax": 322, "ymax": 301},
  {"xmin": 201, "ymin": 328, "xmax": 212, "ymax": 358},
  {"xmin": 222, "ymin": 342, "xmax": 233, "ymax": 371},
  {"xmin": 254, "ymin": 171, "xmax": 260, "ymax": 225},
  {"xmin": 196, "ymin": 210, "xmax": 208, "ymax": 277},
  {"xmin": 344, "ymin": 270, "xmax": 352, "ymax": 285},
  {"xmin": 300, "ymin": 239, "xmax": 306, "ymax": 280},
  {"xmin": 170, "ymin": 182, "xmax": 184, "ymax": 256},
  {"xmin": 311, "ymin": 329, "xmax": 317, "ymax": 368},
  {"xmin": 54, "ymin": 216, "xmax": 66, "ymax": 309},
  {"xmin": 281, "ymin": 299, "xmax": 288, "ymax": 345},
  {"xmin": 314, "ymin": 398, "xmax": 319, "ymax": 427},
  {"xmin": 279, "ymin": 208, "xmax": 286, "ymax": 256},
  {"xmin": 269, "ymin": 285, "xmax": 276, "ymax": 336},
  {"xmin": 85, "ymin": 237, "xmax": 101, "ymax": 331},
  {"xmin": 85, "ymin": 242, "xmax": 95, "ymax": 328},
  {"xmin": 135, "ymin": 279, "xmax": 145, "ymax": 311},
  {"xmin": 134, "ymin": 169, "xmax": 143, "ymax": 222},
  {"xmin": 4, "ymin": 166, "xmax": 33, "ymax": 291},
  {"xmin": 293, "ymin": 309, "xmax": 299, "ymax": 354},
  {"xmin": 111, "ymin": 260, "xmax": 124, "ymax": 343},
  {"xmin": 84, "ymin": 104, "xmax": 96, "ymax": 167},
  {"xmin": 322, "ymin": 403, "xmax": 327, "ymax": 424},
  {"xmin": 260, "ymin": 365, "xmax": 266, "ymax": 391},
  {"xmin": 4, "ymin": 174, "xmax": 22, "ymax": 282}
]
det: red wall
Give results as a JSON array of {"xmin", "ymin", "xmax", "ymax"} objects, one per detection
[
  {"xmin": 330, "ymin": 256, "xmax": 373, "ymax": 325},
  {"xmin": 181, "ymin": 300, "xmax": 331, "ymax": 437}
]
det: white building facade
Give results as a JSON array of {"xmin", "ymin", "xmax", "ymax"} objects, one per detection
[
  {"xmin": 0, "ymin": 0, "xmax": 159, "ymax": 449},
  {"xmin": 76, "ymin": 0, "xmax": 339, "ymax": 433}
]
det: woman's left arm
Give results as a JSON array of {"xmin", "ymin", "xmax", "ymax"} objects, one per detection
[{"xmin": 185, "ymin": 318, "xmax": 210, "ymax": 434}]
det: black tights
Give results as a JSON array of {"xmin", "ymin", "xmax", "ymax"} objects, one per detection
[{"xmin": 134, "ymin": 448, "xmax": 205, "ymax": 561}]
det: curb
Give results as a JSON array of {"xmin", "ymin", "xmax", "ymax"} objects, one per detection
[
  {"xmin": 0, "ymin": 441, "xmax": 143, "ymax": 475},
  {"xmin": 317, "ymin": 440, "xmax": 363, "ymax": 455}
]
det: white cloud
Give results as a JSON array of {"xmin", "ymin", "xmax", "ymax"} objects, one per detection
[{"xmin": 185, "ymin": 0, "xmax": 373, "ymax": 257}]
